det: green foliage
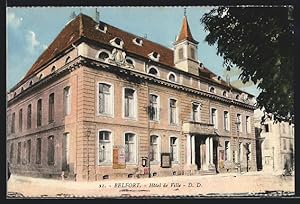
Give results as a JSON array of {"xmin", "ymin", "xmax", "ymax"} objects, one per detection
[{"xmin": 201, "ymin": 6, "xmax": 294, "ymax": 123}]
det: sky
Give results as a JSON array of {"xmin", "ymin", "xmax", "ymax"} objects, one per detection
[{"xmin": 6, "ymin": 7, "xmax": 260, "ymax": 96}]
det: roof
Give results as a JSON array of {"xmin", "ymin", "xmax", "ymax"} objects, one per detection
[
  {"xmin": 13, "ymin": 14, "xmax": 254, "ymax": 97},
  {"xmin": 175, "ymin": 15, "xmax": 198, "ymax": 44}
]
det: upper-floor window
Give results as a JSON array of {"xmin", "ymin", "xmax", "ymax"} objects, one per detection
[
  {"xmin": 209, "ymin": 86, "xmax": 215, "ymax": 93},
  {"xmin": 225, "ymin": 141, "xmax": 230, "ymax": 161},
  {"xmin": 223, "ymin": 91, "xmax": 228, "ymax": 97},
  {"xmin": 124, "ymin": 88, "xmax": 137, "ymax": 119},
  {"xmin": 38, "ymin": 74, "xmax": 43, "ymax": 80},
  {"xmin": 47, "ymin": 136, "xmax": 55, "ymax": 165},
  {"xmin": 150, "ymin": 135, "xmax": 159, "ymax": 162},
  {"xmin": 149, "ymin": 94, "xmax": 159, "ymax": 121},
  {"xmin": 246, "ymin": 116, "xmax": 251, "ymax": 133},
  {"xmin": 65, "ymin": 56, "xmax": 71, "ymax": 64},
  {"xmin": 63, "ymin": 86, "xmax": 71, "ymax": 116},
  {"xmin": 237, "ymin": 113, "xmax": 242, "ymax": 132},
  {"xmin": 190, "ymin": 47, "xmax": 195, "ymax": 59},
  {"xmin": 48, "ymin": 93, "xmax": 55, "ymax": 123},
  {"xmin": 51, "ymin": 66, "xmax": 56, "ymax": 72},
  {"xmin": 19, "ymin": 109, "xmax": 23, "ymax": 132},
  {"xmin": 110, "ymin": 37, "xmax": 124, "ymax": 48},
  {"xmin": 37, "ymin": 99, "xmax": 42, "ymax": 127},
  {"xmin": 126, "ymin": 58, "xmax": 134, "ymax": 67},
  {"xmin": 133, "ymin": 37, "xmax": 143, "ymax": 46},
  {"xmin": 148, "ymin": 67, "xmax": 159, "ymax": 77},
  {"xmin": 98, "ymin": 131, "xmax": 112, "ymax": 164},
  {"xmin": 98, "ymin": 51, "xmax": 110, "ymax": 61},
  {"xmin": 264, "ymin": 124, "xmax": 270, "ymax": 133},
  {"xmin": 96, "ymin": 23, "xmax": 107, "ymax": 33},
  {"xmin": 224, "ymin": 111, "xmax": 229, "ymax": 131},
  {"xmin": 29, "ymin": 80, "xmax": 33, "ymax": 86},
  {"xmin": 192, "ymin": 102, "xmax": 200, "ymax": 122},
  {"xmin": 168, "ymin": 72, "xmax": 177, "ymax": 82},
  {"xmin": 148, "ymin": 51, "xmax": 160, "ymax": 61},
  {"xmin": 211, "ymin": 108, "xmax": 217, "ymax": 129},
  {"xmin": 170, "ymin": 137, "xmax": 178, "ymax": 162},
  {"xmin": 178, "ymin": 48, "xmax": 184, "ymax": 60},
  {"xmin": 236, "ymin": 94, "xmax": 240, "ymax": 100},
  {"xmin": 169, "ymin": 99, "xmax": 178, "ymax": 124},
  {"xmin": 11, "ymin": 112, "xmax": 15, "ymax": 133},
  {"xmin": 98, "ymin": 83, "xmax": 113, "ymax": 116},
  {"xmin": 27, "ymin": 104, "xmax": 32, "ymax": 129},
  {"xmin": 125, "ymin": 133, "xmax": 137, "ymax": 163},
  {"xmin": 283, "ymin": 139, "xmax": 287, "ymax": 150}
]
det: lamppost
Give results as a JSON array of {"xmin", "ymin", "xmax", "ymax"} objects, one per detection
[{"xmin": 235, "ymin": 121, "xmax": 241, "ymax": 173}]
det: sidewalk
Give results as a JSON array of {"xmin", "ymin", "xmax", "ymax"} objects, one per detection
[{"xmin": 7, "ymin": 171, "xmax": 295, "ymax": 198}]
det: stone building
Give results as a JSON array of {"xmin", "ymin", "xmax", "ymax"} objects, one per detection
[
  {"xmin": 7, "ymin": 13, "xmax": 257, "ymax": 181},
  {"xmin": 254, "ymin": 109, "xmax": 294, "ymax": 174}
]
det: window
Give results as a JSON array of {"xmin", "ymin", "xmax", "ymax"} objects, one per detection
[
  {"xmin": 22, "ymin": 142, "xmax": 26, "ymax": 165},
  {"xmin": 283, "ymin": 139, "xmax": 287, "ymax": 150},
  {"xmin": 19, "ymin": 109, "xmax": 23, "ymax": 132},
  {"xmin": 21, "ymin": 87, "xmax": 24, "ymax": 92},
  {"xmin": 98, "ymin": 83, "xmax": 113, "ymax": 115},
  {"xmin": 225, "ymin": 141, "xmax": 230, "ymax": 161},
  {"xmin": 264, "ymin": 124, "xmax": 269, "ymax": 133},
  {"xmin": 124, "ymin": 88, "xmax": 136, "ymax": 118},
  {"xmin": 282, "ymin": 123, "xmax": 286, "ymax": 134},
  {"xmin": 126, "ymin": 58, "xmax": 134, "ymax": 66},
  {"xmin": 178, "ymin": 48, "xmax": 183, "ymax": 60},
  {"xmin": 209, "ymin": 87, "xmax": 215, "ymax": 93},
  {"xmin": 62, "ymin": 133, "xmax": 70, "ymax": 171},
  {"xmin": 98, "ymin": 131, "xmax": 112, "ymax": 164},
  {"xmin": 11, "ymin": 112, "xmax": 15, "ymax": 133},
  {"xmin": 192, "ymin": 102, "xmax": 200, "ymax": 122},
  {"xmin": 37, "ymin": 99, "xmax": 42, "ymax": 127},
  {"xmin": 51, "ymin": 66, "xmax": 56, "ymax": 72},
  {"xmin": 168, "ymin": 73, "xmax": 176, "ymax": 82},
  {"xmin": 246, "ymin": 116, "xmax": 251, "ymax": 133},
  {"xmin": 148, "ymin": 67, "xmax": 159, "ymax": 76},
  {"xmin": 65, "ymin": 56, "xmax": 71, "ymax": 64},
  {"xmin": 148, "ymin": 51, "xmax": 160, "ymax": 61},
  {"xmin": 239, "ymin": 142, "xmax": 243, "ymax": 162},
  {"xmin": 27, "ymin": 104, "xmax": 32, "ymax": 129},
  {"xmin": 150, "ymin": 135, "xmax": 159, "ymax": 162},
  {"xmin": 110, "ymin": 37, "xmax": 124, "ymax": 48},
  {"xmin": 10, "ymin": 143, "xmax": 14, "ymax": 163},
  {"xmin": 48, "ymin": 93, "xmax": 55, "ymax": 123},
  {"xmin": 149, "ymin": 94, "xmax": 159, "ymax": 121},
  {"xmin": 38, "ymin": 74, "xmax": 43, "ymax": 80},
  {"xmin": 223, "ymin": 91, "xmax": 228, "ymax": 97},
  {"xmin": 224, "ymin": 111, "xmax": 229, "ymax": 131},
  {"xmin": 211, "ymin": 108, "xmax": 217, "ymax": 129},
  {"xmin": 47, "ymin": 136, "xmax": 55, "ymax": 165},
  {"xmin": 96, "ymin": 23, "xmax": 107, "ymax": 33},
  {"xmin": 36, "ymin": 138, "xmax": 42, "ymax": 164},
  {"xmin": 190, "ymin": 47, "xmax": 195, "ymax": 59},
  {"xmin": 125, "ymin": 133, "xmax": 136, "ymax": 163},
  {"xmin": 29, "ymin": 81, "xmax": 33, "ymax": 86},
  {"xmin": 64, "ymin": 86, "xmax": 71, "ymax": 116},
  {"xmin": 170, "ymin": 137, "xmax": 178, "ymax": 162},
  {"xmin": 237, "ymin": 114, "xmax": 242, "ymax": 132},
  {"xmin": 236, "ymin": 94, "xmax": 240, "ymax": 100},
  {"xmin": 133, "ymin": 37, "xmax": 143, "ymax": 46},
  {"xmin": 26, "ymin": 139, "xmax": 31, "ymax": 163},
  {"xmin": 169, "ymin": 99, "xmax": 177, "ymax": 124},
  {"xmin": 98, "ymin": 51, "xmax": 109, "ymax": 60},
  {"xmin": 17, "ymin": 142, "xmax": 21, "ymax": 164}
]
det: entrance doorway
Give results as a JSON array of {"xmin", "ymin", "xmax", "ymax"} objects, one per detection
[{"xmin": 195, "ymin": 137, "xmax": 201, "ymax": 170}]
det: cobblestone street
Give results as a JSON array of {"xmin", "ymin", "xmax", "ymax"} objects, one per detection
[{"xmin": 7, "ymin": 171, "xmax": 295, "ymax": 198}]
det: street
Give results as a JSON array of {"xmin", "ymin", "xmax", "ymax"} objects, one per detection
[{"xmin": 7, "ymin": 171, "xmax": 294, "ymax": 198}]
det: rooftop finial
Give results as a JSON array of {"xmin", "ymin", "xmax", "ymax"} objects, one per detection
[{"xmin": 184, "ymin": 8, "xmax": 187, "ymax": 16}]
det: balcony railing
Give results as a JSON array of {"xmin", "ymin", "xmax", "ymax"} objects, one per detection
[{"xmin": 182, "ymin": 121, "xmax": 215, "ymax": 135}]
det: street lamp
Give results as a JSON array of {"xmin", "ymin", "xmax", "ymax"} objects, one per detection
[{"xmin": 235, "ymin": 121, "xmax": 241, "ymax": 173}]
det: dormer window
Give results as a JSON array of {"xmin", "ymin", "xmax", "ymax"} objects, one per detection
[
  {"xmin": 168, "ymin": 72, "xmax": 177, "ymax": 82},
  {"xmin": 110, "ymin": 37, "xmax": 124, "ymax": 48},
  {"xmin": 51, "ymin": 66, "xmax": 56, "ymax": 72},
  {"xmin": 209, "ymin": 87, "xmax": 215, "ymax": 93},
  {"xmin": 133, "ymin": 37, "xmax": 143, "ymax": 46},
  {"xmin": 148, "ymin": 51, "xmax": 160, "ymax": 62},
  {"xmin": 223, "ymin": 91, "xmax": 228, "ymax": 97},
  {"xmin": 98, "ymin": 51, "xmax": 110, "ymax": 61},
  {"xmin": 148, "ymin": 67, "xmax": 159, "ymax": 77},
  {"xmin": 96, "ymin": 23, "xmax": 107, "ymax": 33},
  {"xmin": 125, "ymin": 58, "xmax": 135, "ymax": 67}
]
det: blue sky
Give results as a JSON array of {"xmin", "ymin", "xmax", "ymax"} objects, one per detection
[{"xmin": 6, "ymin": 7, "xmax": 260, "ymax": 96}]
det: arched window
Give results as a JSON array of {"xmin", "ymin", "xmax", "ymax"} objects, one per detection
[
  {"xmin": 124, "ymin": 132, "xmax": 137, "ymax": 163},
  {"xmin": 149, "ymin": 94, "xmax": 159, "ymax": 121},
  {"xmin": 223, "ymin": 91, "xmax": 228, "ymax": 97},
  {"xmin": 13, "ymin": 92, "xmax": 16, "ymax": 97},
  {"xmin": 150, "ymin": 135, "xmax": 160, "ymax": 162},
  {"xmin": 51, "ymin": 66, "xmax": 56, "ymax": 72},
  {"xmin": 133, "ymin": 37, "xmax": 143, "ymax": 46},
  {"xmin": 98, "ymin": 52, "xmax": 109, "ymax": 60},
  {"xmin": 209, "ymin": 87, "xmax": 215, "ymax": 93},
  {"xmin": 170, "ymin": 136, "xmax": 178, "ymax": 162},
  {"xmin": 123, "ymin": 88, "xmax": 137, "ymax": 119},
  {"xmin": 125, "ymin": 58, "xmax": 135, "ymax": 67},
  {"xmin": 38, "ymin": 74, "xmax": 43, "ymax": 80},
  {"xmin": 29, "ymin": 81, "xmax": 33, "ymax": 86},
  {"xmin": 47, "ymin": 136, "xmax": 55, "ymax": 165},
  {"xmin": 148, "ymin": 67, "xmax": 159, "ymax": 76},
  {"xmin": 98, "ymin": 83, "xmax": 113, "ymax": 115},
  {"xmin": 98, "ymin": 130, "xmax": 112, "ymax": 164},
  {"xmin": 236, "ymin": 94, "xmax": 240, "ymax": 100},
  {"xmin": 21, "ymin": 87, "xmax": 24, "ymax": 92},
  {"xmin": 168, "ymin": 72, "xmax": 177, "ymax": 82},
  {"xmin": 65, "ymin": 56, "xmax": 71, "ymax": 64},
  {"xmin": 110, "ymin": 37, "xmax": 124, "ymax": 48}
]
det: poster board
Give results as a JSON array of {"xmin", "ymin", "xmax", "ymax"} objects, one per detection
[{"xmin": 112, "ymin": 145, "xmax": 126, "ymax": 169}]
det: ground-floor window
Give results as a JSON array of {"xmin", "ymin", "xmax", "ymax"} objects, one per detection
[
  {"xmin": 170, "ymin": 137, "xmax": 178, "ymax": 162},
  {"xmin": 150, "ymin": 135, "xmax": 159, "ymax": 162},
  {"xmin": 125, "ymin": 133, "xmax": 136, "ymax": 163},
  {"xmin": 225, "ymin": 141, "xmax": 230, "ymax": 161},
  {"xmin": 98, "ymin": 131, "xmax": 112, "ymax": 164},
  {"xmin": 47, "ymin": 136, "xmax": 55, "ymax": 165}
]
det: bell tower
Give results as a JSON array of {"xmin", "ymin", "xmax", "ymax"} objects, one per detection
[{"xmin": 173, "ymin": 11, "xmax": 199, "ymax": 75}]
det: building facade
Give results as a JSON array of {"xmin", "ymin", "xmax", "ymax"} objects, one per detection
[
  {"xmin": 254, "ymin": 110, "xmax": 294, "ymax": 174},
  {"xmin": 7, "ymin": 13, "xmax": 257, "ymax": 181}
]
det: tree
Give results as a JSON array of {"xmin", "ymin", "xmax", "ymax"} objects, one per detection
[{"xmin": 201, "ymin": 6, "xmax": 294, "ymax": 124}]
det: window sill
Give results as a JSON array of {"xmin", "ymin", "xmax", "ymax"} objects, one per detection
[
  {"xmin": 97, "ymin": 163, "xmax": 112, "ymax": 166},
  {"xmin": 123, "ymin": 116, "xmax": 137, "ymax": 121},
  {"xmin": 97, "ymin": 113, "xmax": 114, "ymax": 118},
  {"xmin": 150, "ymin": 161, "xmax": 160, "ymax": 165}
]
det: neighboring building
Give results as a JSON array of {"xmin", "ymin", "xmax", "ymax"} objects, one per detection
[
  {"xmin": 254, "ymin": 109, "xmax": 294, "ymax": 173},
  {"xmin": 7, "ymin": 13, "xmax": 257, "ymax": 181}
]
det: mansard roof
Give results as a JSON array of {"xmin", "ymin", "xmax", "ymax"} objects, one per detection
[{"xmin": 14, "ymin": 14, "xmax": 253, "ymax": 97}]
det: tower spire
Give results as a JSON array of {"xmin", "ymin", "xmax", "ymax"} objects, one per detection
[
  {"xmin": 184, "ymin": 8, "xmax": 186, "ymax": 16},
  {"xmin": 175, "ymin": 14, "xmax": 198, "ymax": 44}
]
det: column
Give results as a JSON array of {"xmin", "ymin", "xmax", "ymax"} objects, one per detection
[
  {"xmin": 205, "ymin": 137, "xmax": 209, "ymax": 168},
  {"xmin": 210, "ymin": 137, "xmax": 213, "ymax": 165},
  {"xmin": 191, "ymin": 135, "xmax": 195, "ymax": 165},
  {"xmin": 186, "ymin": 134, "xmax": 191, "ymax": 165}
]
